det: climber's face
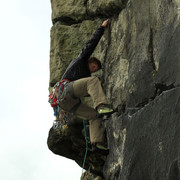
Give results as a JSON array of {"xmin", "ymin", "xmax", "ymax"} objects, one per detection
[{"xmin": 89, "ymin": 63, "xmax": 99, "ymax": 73}]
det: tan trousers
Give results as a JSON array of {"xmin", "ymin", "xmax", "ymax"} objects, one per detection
[
  {"xmin": 72, "ymin": 76, "xmax": 108, "ymax": 109},
  {"xmin": 59, "ymin": 76, "xmax": 108, "ymax": 144}
]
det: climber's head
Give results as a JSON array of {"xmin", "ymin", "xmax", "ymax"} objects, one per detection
[{"xmin": 88, "ymin": 57, "xmax": 102, "ymax": 73}]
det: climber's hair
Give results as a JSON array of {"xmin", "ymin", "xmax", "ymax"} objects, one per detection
[{"xmin": 88, "ymin": 57, "xmax": 102, "ymax": 69}]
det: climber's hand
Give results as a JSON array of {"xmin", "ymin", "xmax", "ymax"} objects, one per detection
[{"xmin": 101, "ymin": 19, "xmax": 109, "ymax": 28}]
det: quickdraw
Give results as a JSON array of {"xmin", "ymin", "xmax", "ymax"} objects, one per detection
[
  {"xmin": 53, "ymin": 106, "xmax": 73, "ymax": 130},
  {"xmin": 48, "ymin": 79, "xmax": 71, "ymax": 107}
]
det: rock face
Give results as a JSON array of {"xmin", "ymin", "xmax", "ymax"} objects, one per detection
[
  {"xmin": 104, "ymin": 88, "xmax": 180, "ymax": 180},
  {"xmin": 48, "ymin": 0, "xmax": 180, "ymax": 179}
]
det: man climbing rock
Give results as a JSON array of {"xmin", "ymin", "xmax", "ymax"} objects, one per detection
[{"xmin": 55, "ymin": 19, "xmax": 114, "ymax": 150}]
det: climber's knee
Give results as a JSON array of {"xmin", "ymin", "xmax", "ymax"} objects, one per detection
[{"xmin": 88, "ymin": 76, "xmax": 100, "ymax": 84}]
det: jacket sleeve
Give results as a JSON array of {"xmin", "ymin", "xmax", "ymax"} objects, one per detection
[{"xmin": 77, "ymin": 25, "xmax": 105, "ymax": 61}]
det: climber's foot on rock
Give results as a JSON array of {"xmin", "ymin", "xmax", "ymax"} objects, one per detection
[
  {"xmin": 97, "ymin": 104, "xmax": 114, "ymax": 116},
  {"xmin": 91, "ymin": 142, "xmax": 109, "ymax": 152},
  {"xmin": 96, "ymin": 142, "xmax": 109, "ymax": 150}
]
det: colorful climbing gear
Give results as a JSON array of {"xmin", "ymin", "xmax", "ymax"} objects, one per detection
[
  {"xmin": 48, "ymin": 79, "xmax": 71, "ymax": 107},
  {"xmin": 53, "ymin": 106, "xmax": 73, "ymax": 130}
]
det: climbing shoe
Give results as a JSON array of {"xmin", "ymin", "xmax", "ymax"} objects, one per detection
[
  {"xmin": 91, "ymin": 142, "xmax": 109, "ymax": 151},
  {"xmin": 96, "ymin": 143, "xmax": 109, "ymax": 150},
  {"xmin": 97, "ymin": 104, "xmax": 114, "ymax": 116}
]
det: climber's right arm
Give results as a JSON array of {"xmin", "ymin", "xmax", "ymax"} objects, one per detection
[{"xmin": 77, "ymin": 19, "xmax": 109, "ymax": 61}]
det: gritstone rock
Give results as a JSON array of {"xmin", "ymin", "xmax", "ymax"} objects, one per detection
[{"xmin": 47, "ymin": 0, "xmax": 180, "ymax": 179}]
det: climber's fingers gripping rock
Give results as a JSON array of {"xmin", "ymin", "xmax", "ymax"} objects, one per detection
[{"xmin": 101, "ymin": 19, "xmax": 109, "ymax": 28}]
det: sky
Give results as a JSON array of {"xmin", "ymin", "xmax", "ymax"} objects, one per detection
[{"xmin": 0, "ymin": 0, "xmax": 82, "ymax": 179}]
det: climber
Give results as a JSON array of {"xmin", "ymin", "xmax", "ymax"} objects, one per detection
[{"xmin": 56, "ymin": 19, "xmax": 114, "ymax": 150}]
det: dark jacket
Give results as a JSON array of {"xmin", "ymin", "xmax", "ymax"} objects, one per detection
[{"xmin": 61, "ymin": 26, "xmax": 105, "ymax": 81}]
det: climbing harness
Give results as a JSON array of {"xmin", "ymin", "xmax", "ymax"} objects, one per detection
[
  {"xmin": 81, "ymin": 119, "xmax": 88, "ymax": 180},
  {"xmin": 49, "ymin": 79, "xmax": 81, "ymax": 130},
  {"xmin": 48, "ymin": 79, "xmax": 71, "ymax": 107}
]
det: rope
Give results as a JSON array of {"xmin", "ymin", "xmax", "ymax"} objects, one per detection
[{"xmin": 81, "ymin": 119, "xmax": 88, "ymax": 180}]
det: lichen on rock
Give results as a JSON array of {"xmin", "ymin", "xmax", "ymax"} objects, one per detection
[{"xmin": 47, "ymin": 0, "xmax": 180, "ymax": 179}]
